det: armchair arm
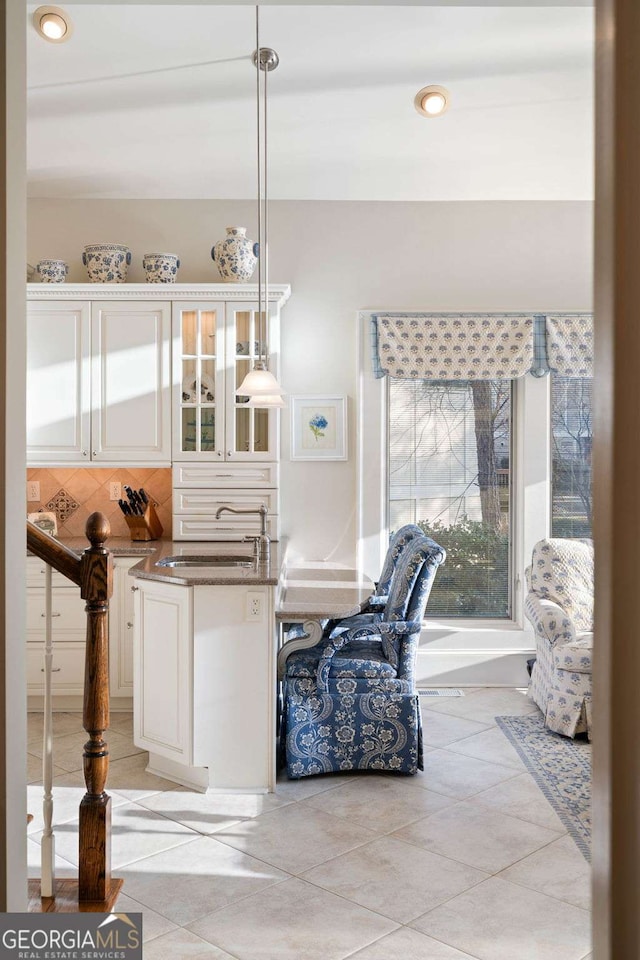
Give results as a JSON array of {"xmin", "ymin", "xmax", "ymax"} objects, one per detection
[
  {"xmin": 360, "ymin": 594, "xmax": 388, "ymax": 614},
  {"xmin": 524, "ymin": 593, "xmax": 576, "ymax": 648},
  {"xmin": 316, "ymin": 620, "xmax": 422, "ymax": 692}
]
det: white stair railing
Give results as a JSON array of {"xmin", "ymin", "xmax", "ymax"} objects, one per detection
[{"xmin": 40, "ymin": 562, "xmax": 55, "ymax": 897}]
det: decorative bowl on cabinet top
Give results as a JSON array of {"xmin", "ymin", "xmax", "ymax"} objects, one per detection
[
  {"xmin": 36, "ymin": 259, "xmax": 68, "ymax": 283},
  {"xmin": 143, "ymin": 252, "xmax": 180, "ymax": 283},
  {"xmin": 82, "ymin": 243, "xmax": 131, "ymax": 283},
  {"xmin": 211, "ymin": 227, "xmax": 258, "ymax": 283}
]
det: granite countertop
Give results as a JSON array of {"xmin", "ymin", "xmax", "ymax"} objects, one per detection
[
  {"xmin": 126, "ymin": 539, "xmax": 284, "ymax": 586},
  {"xmin": 29, "ymin": 536, "xmax": 283, "ymax": 586},
  {"xmin": 276, "ymin": 561, "xmax": 374, "ymax": 620}
]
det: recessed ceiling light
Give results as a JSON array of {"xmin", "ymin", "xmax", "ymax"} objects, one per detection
[
  {"xmin": 414, "ymin": 84, "xmax": 450, "ymax": 118},
  {"xmin": 33, "ymin": 5, "xmax": 73, "ymax": 43}
]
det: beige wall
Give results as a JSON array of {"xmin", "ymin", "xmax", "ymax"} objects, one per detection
[{"xmin": 28, "ymin": 199, "xmax": 593, "ymax": 562}]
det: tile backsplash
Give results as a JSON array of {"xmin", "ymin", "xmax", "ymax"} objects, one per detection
[{"xmin": 27, "ymin": 467, "xmax": 172, "ymax": 540}]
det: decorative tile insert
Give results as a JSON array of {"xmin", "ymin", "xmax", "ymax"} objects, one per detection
[{"xmin": 46, "ymin": 488, "xmax": 80, "ymax": 524}]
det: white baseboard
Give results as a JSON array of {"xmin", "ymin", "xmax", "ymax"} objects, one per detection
[{"xmin": 415, "ymin": 649, "xmax": 534, "ymax": 687}]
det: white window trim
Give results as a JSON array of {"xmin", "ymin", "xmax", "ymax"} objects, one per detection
[{"xmin": 357, "ymin": 311, "xmax": 551, "ymax": 685}]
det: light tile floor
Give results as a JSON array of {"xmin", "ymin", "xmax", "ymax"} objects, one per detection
[{"xmin": 27, "ymin": 688, "xmax": 592, "ymax": 960}]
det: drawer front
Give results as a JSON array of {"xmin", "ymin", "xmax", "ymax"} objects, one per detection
[
  {"xmin": 27, "ymin": 643, "xmax": 85, "ymax": 693},
  {"xmin": 173, "ymin": 488, "xmax": 279, "ymax": 516},
  {"xmin": 173, "ymin": 462, "xmax": 279, "ymax": 489},
  {"xmin": 27, "ymin": 587, "xmax": 86, "ymax": 637},
  {"xmin": 172, "ymin": 514, "xmax": 279, "ymax": 542},
  {"xmin": 27, "ymin": 557, "xmax": 78, "ymax": 589}
]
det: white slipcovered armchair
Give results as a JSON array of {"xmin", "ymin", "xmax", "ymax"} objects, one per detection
[{"xmin": 524, "ymin": 538, "xmax": 593, "ymax": 738}]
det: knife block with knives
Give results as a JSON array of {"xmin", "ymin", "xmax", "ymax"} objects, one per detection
[{"xmin": 119, "ymin": 487, "xmax": 164, "ymax": 541}]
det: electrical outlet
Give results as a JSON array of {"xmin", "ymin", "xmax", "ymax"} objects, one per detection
[
  {"xmin": 246, "ymin": 592, "xmax": 264, "ymax": 622},
  {"xmin": 27, "ymin": 480, "xmax": 40, "ymax": 501},
  {"xmin": 109, "ymin": 481, "xmax": 122, "ymax": 501}
]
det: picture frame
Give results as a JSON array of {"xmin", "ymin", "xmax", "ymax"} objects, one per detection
[{"xmin": 290, "ymin": 395, "xmax": 347, "ymax": 461}]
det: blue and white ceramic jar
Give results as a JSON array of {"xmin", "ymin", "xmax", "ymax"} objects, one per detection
[
  {"xmin": 36, "ymin": 259, "xmax": 68, "ymax": 283},
  {"xmin": 82, "ymin": 243, "xmax": 131, "ymax": 283},
  {"xmin": 211, "ymin": 227, "xmax": 258, "ymax": 283},
  {"xmin": 143, "ymin": 252, "xmax": 180, "ymax": 283}
]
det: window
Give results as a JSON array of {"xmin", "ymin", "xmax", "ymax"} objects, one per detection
[
  {"xmin": 388, "ymin": 378, "xmax": 512, "ymax": 618},
  {"xmin": 551, "ymin": 376, "xmax": 593, "ymax": 537}
]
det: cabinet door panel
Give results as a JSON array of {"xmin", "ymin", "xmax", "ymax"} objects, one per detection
[
  {"xmin": 110, "ymin": 558, "xmax": 137, "ymax": 698},
  {"xmin": 133, "ymin": 581, "xmax": 192, "ymax": 761},
  {"xmin": 225, "ymin": 303, "xmax": 279, "ymax": 461},
  {"xmin": 92, "ymin": 302, "xmax": 171, "ymax": 461},
  {"xmin": 26, "ymin": 587, "xmax": 86, "ymax": 640},
  {"xmin": 172, "ymin": 303, "xmax": 226, "ymax": 460},
  {"xmin": 27, "ymin": 302, "xmax": 91, "ymax": 462},
  {"xmin": 27, "ymin": 643, "xmax": 85, "ymax": 694}
]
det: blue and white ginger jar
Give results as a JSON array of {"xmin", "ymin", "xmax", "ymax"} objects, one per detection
[
  {"xmin": 82, "ymin": 243, "xmax": 131, "ymax": 283},
  {"xmin": 143, "ymin": 252, "xmax": 180, "ymax": 283},
  {"xmin": 36, "ymin": 259, "xmax": 68, "ymax": 283},
  {"xmin": 211, "ymin": 227, "xmax": 258, "ymax": 283}
]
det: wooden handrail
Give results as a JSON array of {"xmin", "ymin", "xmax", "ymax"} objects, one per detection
[
  {"xmin": 27, "ymin": 521, "xmax": 82, "ymax": 586},
  {"xmin": 26, "ymin": 512, "xmax": 116, "ymax": 906}
]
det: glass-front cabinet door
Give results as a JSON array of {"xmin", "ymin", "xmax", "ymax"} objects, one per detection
[
  {"xmin": 225, "ymin": 303, "xmax": 278, "ymax": 461},
  {"xmin": 172, "ymin": 304, "xmax": 225, "ymax": 460},
  {"xmin": 172, "ymin": 300, "xmax": 279, "ymax": 462}
]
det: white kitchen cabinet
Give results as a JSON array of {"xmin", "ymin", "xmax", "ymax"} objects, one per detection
[
  {"xmin": 171, "ymin": 296, "xmax": 285, "ymax": 540},
  {"xmin": 91, "ymin": 302, "xmax": 171, "ymax": 462},
  {"xmin": 26, "ymin": 294, "xmax": 171, "ymax": 465},
  {"xmin": 132, "ymin": 578, "xmax": 193, "ymax": 765},
  {"xmin": 132, "ymin": 576, "xmax": 277, "ymax": 792},
  {"xmin": 110, "ymin": 557, "xmax": 138, "ymax": 698},
  {"xmin": 26, "ymin": 555, "xmax": 136, "ymax": 705},
  {"xmin": 172, "ymin": 300, "xmax": 280, "ymax": 462},
  {"xmin": 26, "ymin": 301, "xmax": 91, "ymax": 463}
]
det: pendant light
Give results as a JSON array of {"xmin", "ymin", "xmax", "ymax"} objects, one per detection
[{"xmin": 236, "ymin": 7, "xmax": 285, "ymax": 408}]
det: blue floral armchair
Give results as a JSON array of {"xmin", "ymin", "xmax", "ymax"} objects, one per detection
[
  {"xmin": 323, "ymin": 523, "xmax": 424, "ymax": 638},
  {"xmin": 280, "ymin": 536, "xmax": 446, "ymax": 778}
]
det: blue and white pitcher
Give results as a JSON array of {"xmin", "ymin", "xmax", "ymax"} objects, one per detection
[{"xmin": 211, "ymin": 227, "xmax": 258, "ymax": 283}]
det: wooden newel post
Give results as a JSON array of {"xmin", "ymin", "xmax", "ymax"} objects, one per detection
[{"xmin": 78, "ymin": 512, "xmax": 113, "ymax": 902}]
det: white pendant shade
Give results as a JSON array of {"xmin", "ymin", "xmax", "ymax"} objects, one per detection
[
  {"xmin": 246, "ymin": 394, "xmax": 286, "ymax": 408},
  {"xmin": 236, "ymin": 366, "xmax": 285, "ymax": 397}
]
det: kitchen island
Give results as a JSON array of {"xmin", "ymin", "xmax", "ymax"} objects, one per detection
[{"xmin": 128, "ymin": 540, "xmax": 284, "ymax": 794}]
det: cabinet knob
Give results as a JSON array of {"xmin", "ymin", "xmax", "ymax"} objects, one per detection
[
  {"xmin": 217, "ymin": 450, "xmax": 223, "ymax": 457},
  {"xmin": 82, "ymin": 450, "xmax": 88, "ymax": 457},
  {"xmin": 131, "ymin": 585, "xmax": 139, "ymax": 592},
  {"xmin": 227, "ymin": 451, "xmax": 232, "ymax": 457},
  {"xmin": 92, "ymin": 451, "xmax": 97, "ymax": 457},
  {"xmin": 127, "ymin": 621, "xmax": 133, "ymax": 629}
]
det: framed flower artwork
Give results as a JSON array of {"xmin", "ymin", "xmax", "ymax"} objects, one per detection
[{"xmin": 290, "ymin": 395, "xmax": 347, "ymax": 460}]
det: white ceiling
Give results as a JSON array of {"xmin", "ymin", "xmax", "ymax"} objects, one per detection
[{"xmin": 27, "ymin": 4, "xmax": 594, "ymax": 201}]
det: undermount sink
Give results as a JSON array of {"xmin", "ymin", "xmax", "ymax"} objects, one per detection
[{"xmin": 156, "ymin": 555, "xmax": 255, "ymax": 569}]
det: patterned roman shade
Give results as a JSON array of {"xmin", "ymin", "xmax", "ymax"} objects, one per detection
[
  {"xmin": 375, "ymin": 315, "xmax": 535, "ymax": 380},
  {"xmin": 545, "ymin": 314, "xmax": 593, "ymax": 378}
]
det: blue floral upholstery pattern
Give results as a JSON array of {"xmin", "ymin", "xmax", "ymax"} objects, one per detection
[
  {"xmin": 524, "ymin": 538, "xmax": 593, "ymax": 738},
  {"xmin": 321, "ymin": 524, "xmax": 424, "ymax": 642},
  {"xmin": 281, "ymin": 537, "xmax": 445, "ymax": 778}
]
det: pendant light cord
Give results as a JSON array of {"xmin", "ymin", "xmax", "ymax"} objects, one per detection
[
  {"xmin": 264, "ymin": 52, "xmax": 269, "ymax": 368},
  {"xmin": 255, "ymin": 5, "xmax": 263, "ymax": 365}
]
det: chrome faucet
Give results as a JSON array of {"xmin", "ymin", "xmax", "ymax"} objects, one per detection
[{"xmin": 215, "ymin": 504, "xmax": 270, "ymax": 564}]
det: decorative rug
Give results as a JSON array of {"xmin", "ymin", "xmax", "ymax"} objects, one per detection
[{"xmin": 496, "ymin": 714, "xmax": 591, "ymax": 861}]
